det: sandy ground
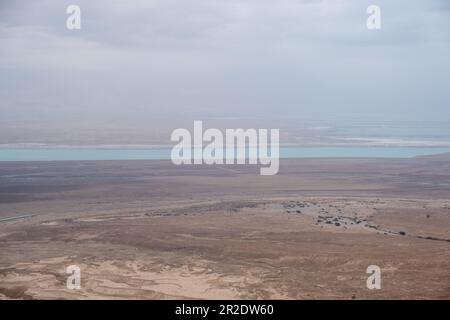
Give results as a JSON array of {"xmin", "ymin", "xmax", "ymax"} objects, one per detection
[{"xmin": 0, "ymin": 157, "xmax": 449, "ymax": 299}]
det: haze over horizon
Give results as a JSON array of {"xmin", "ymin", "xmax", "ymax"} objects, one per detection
[{"xmin": 1, "ymin": 0, "xmax": 449, "ymax": 144}]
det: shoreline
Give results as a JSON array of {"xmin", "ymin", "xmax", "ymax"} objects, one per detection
[{"xmin": 1, "ymin": 147, "xmax": 450, "ymax": 162}]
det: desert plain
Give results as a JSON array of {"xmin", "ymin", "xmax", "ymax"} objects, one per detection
[{"xmin": 0, "ymin": 156, "xmax": 449, "ymax": 299}]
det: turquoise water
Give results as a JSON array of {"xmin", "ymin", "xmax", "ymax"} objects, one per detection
[{"xmin": 0, "ymin": 147, "xmax": 449, "ymax": 161}]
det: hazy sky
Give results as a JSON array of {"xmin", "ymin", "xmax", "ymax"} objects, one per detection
[{"xmin": 1, "ymin": 0, "xmax": 449, "ymax": 127}]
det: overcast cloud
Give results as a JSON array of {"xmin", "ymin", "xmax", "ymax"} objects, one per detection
[{"xmin": 1, "ymin": 0, "xmax": 449, "ymax": 130}]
